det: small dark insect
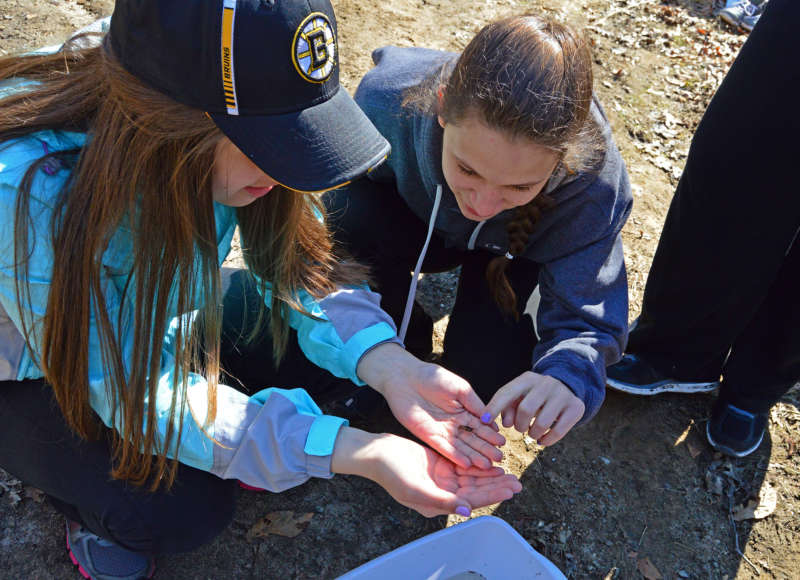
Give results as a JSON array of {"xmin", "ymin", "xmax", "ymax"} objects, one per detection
[{"xmin": 458, "ymin": 425, "xmax": 474, "ymax": 433}]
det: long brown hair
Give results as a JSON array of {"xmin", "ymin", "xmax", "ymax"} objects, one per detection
[
  {"xmin": 0, "ymin": 34, "xmax": 362, "ymax": 489},
  {"xmin": 406, "ymin": 15, "xmax": 602, "ymax": 318}
]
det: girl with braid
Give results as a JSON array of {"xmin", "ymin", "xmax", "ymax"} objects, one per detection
[{"xmin": 324, "ymin": 14, "xmax": 633, "ymax": 446}]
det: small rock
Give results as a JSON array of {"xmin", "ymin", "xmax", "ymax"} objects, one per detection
[{"xmin": 523, "ymin": 434, "xmax": 536, "ymax": 450}]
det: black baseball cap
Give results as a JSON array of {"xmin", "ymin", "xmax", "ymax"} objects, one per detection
[{"xmin": 109, "ymin": 0, "xmax": 389, "ymax": 192}]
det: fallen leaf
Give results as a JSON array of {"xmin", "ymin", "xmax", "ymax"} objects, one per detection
[
  {"xmin": 732, "ymin": 482, "xmax": 777, "ymax": 521},
  {"xmin": 7, "ymin": 489, "xmax": 21, "ymax": 507},
  {"xmin": 247, "ymin": 511, "xmax": 314, "ymax": 540},
  {"xmin": 637, "ymin": 557, "xmax": 663, "ymax": 579},
  {"xmin": 686, "ymin": 439, "xmax": 702, "ymax": 458},
  {"xmin": 24, "ymin": 487, "xmax": 45, "ymax": 503},
  {"xmin": 604, "ymin": 567, "xmax": 618, "ymax": 580}
]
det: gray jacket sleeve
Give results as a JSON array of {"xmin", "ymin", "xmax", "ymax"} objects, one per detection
[{"xmin": 210, "ymin": 386, "xmax": 347, "ymax": 491}]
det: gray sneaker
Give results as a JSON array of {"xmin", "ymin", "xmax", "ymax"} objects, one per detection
[
  {"xmin": 66, "ymin": 520, "xmax": 155, "ymax": 580},
  {"xmin": 719, "ymin": 0, "xmax": 764, "ymax": 32}
]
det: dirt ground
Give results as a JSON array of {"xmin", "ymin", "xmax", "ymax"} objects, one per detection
[{"xmin": 1, "ymin": 0, "xmax": 798, "ymax": 579}]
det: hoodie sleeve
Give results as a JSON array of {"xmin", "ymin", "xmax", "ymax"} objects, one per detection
[{"xmin": 532, "ymin": 183, "xmax": 632, "ymax": 424}]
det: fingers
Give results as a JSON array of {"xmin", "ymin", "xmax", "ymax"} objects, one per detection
[
  {"xmin": 454, "ymin": 464, "xmax": 506, "ymax": 477},
  {"xmin": 428, "ymin": 434, "xmax": 473, "ymax": 469},
  {"xmin": 451, "ymin": 433, "xmax": 502, "ymax": 469},
  {"xmin": 406, "ymin": 487, "xmax": 473, "ymax": 518},
  {"xmin": 458, "ymin": 477, "xmax": 522, "ymax": 509},
  {"xmin": 519, "ymin": 390, "xmax": 551, "ymax": 436},
  {"xmin": 536, "ymin": 402, "xmax": 584, "ymax": 447},
  {"xmin": 501, "ymin": 406, "xmax": 517, "ymax": 429},
  {"xmin": 454, "ymin": 379, "xmax": 491, "ymax": 419},
  {"xmin": 463, "ymin": 418, "xmax": 505, "ymax": 447},
  {"xmin": 484, "ymin": 374, "xmax": 534, "ymax": 424},
  {"xmin": 406, "ymin": 501, "xmax": 472, "ymax": 519},
  {"xmin": 485, "ymin": 373, "xmax": 585, "ymax": 447}
]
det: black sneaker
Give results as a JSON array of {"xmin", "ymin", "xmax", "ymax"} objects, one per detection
[
  {"xmin": 606, "ymin": 354, "xmax": 719, "ymax": 395},
  {"xmin": 706, "ymin": 399, "xmax": 768, "ymax": 458}
]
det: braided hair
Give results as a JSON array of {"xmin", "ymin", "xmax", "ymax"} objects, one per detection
[{"xmin": 486, "ymin": 194, "xmax": 554, "ymax": 319}]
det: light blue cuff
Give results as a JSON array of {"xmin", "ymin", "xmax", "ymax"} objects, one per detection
[
  {"xmin": 304, "ymin": 414, "xmax": 349, "ymax": 456},
  {"xmin": 342, "ymin": 322, "xmax": 400, "ymax": 386}
]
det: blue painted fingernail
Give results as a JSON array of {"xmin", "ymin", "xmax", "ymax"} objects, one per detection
[
  {"xmin": 455, "ymin": 506, "xmax": 471, "ymax": 517},
  {"xmin": 481, "ymin": 412, "xmax": 492, "ymax": 424}
]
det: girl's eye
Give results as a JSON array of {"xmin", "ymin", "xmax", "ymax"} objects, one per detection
[
  {"xmin": 511, "ymin": 185, "xmax": 532, "ymax": 193},
  {"xmin": 457, "ymin": 164, "xmax": 476, "ymax": 176}
]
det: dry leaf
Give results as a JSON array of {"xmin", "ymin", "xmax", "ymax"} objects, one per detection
[
  {"xmin": 7, "ymin": 489, "xmax": 21, "ymax": 507},
  {"xmin": 732, "ymin": 483, "xmax": 778, "ymax": 521},
  {"xmin": 637, "ymin": 557, "xmax": 663, "ymax": 579},
  {"xmin": 24, "ymin": 487, "xmax": 45, "ymax": 503},
  {"xmin": 247, "ymin": 511, "xmax": 314, "ymax": 540},
  {"xmin": 686, "ymin": 440, "xmax": 702, "ymax": 458}
]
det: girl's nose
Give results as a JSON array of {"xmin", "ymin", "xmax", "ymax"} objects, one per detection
[{"xmin": 471, "ymin": 189, "xmax": 501, "ymax": 218}]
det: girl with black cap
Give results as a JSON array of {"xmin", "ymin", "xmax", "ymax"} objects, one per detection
[
  {"xmin": 325, "ymin": 14, "xmax": 633, "ymax": 448},
  {"xmin": 0, "ymin": 2, "xmax": 520, "ymax": 578}
]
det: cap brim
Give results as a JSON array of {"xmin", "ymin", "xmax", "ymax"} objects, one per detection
[{"xmin": 210, "ymin": 88, "xmax": 389, "ymax": 193}]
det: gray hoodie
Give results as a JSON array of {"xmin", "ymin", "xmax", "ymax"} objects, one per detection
[{"xmin": 354, "ymin": 46, "xmax": 633, "ymax": 422}]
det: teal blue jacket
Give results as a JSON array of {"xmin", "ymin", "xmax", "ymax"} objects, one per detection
[{"xmin": 0, "ymin": 120, "xmax": 400, "ymax": 490}]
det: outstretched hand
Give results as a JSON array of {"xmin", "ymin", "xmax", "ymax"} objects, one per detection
[
  {"xmin": 331, "ymin": 427, "xmax": 522, "ymax": 518},
  {"xmin": 484, "ymin": 371, "xmax": 584, "ymax": 446},
  {"xmin": 357, "ymin": 343, "xmax": 505, "ymax": 469}
]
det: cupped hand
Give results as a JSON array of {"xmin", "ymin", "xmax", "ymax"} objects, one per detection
[
  {"xmin": 359, "ymin": 431, "xmax": 522, "ymax": 518},
  {"xmin": 484, "ymin": 371, "xmax": 584, "ymax": 446},
  {"xmin": 357, "ymin": 343, "xmax": 505, "ymax": 469}
]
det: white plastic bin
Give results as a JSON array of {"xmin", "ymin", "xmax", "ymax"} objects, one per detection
[{"xmin": 337, "ymin": 515, "xmax": 566, "ymax": 580}]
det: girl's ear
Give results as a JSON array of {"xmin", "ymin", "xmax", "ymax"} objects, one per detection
[{"xmin": 437, "ymin": 115, "xmax": 446, "ymax": 129}]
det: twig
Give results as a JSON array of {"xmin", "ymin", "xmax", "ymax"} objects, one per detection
[
  {"xmin": 637, "ymin": 524, "xmax": 648, "ymax": 550},
  {"xmin": 727, "ymin": 492, "xmax": 759, "ymax": 575}
]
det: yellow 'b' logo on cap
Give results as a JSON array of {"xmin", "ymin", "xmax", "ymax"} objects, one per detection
[{"xmin": 292, "ymin": 13, "xmax": 336, "ymax": 84}]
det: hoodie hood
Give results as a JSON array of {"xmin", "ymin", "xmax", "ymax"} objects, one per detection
[{"xmin": 358, "ymin": 46, "xmax": 626, "ymax": 263}]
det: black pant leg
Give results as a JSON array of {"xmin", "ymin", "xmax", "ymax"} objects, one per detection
[
  {"xmin": 627, "ymin": 0, "xmax": 800, "ymax": 379},
  {"xmin": 440, "ymin": 252, "xmax": 540, "ymax": 402},
  {"xmin": 0, "ymin": 269, "xmax": 365, "ymax": 555},
  {"xmin": 0, "ymin": 379, "xmax": 237, "ymax": 555},
  {"xmin": 719, "ymin": 235, "xmax": 800, "ymax": 413}
]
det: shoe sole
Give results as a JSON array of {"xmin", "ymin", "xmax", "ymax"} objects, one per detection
[
  {"xmin": 719, "ymin": 11, "xmax": 755, "ymax": 32},
  {"xmin": 719, "ymin": 12, "xmax": 740, "ymax": 27},
  {"xmin": 66, "ymin": 522, "xmax": 156, "ymax": 580},
  {"xmin": 706, "ymin": 421, "xmax": 763, "ymax": 458},
  {"xmin": 606, "ymin": 378, "xmax": 719, "ymax": 395}
]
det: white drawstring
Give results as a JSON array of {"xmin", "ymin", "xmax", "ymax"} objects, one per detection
[{"xmin": 398, "ymin": 184, "xmax": 443, "ymax": 343}]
